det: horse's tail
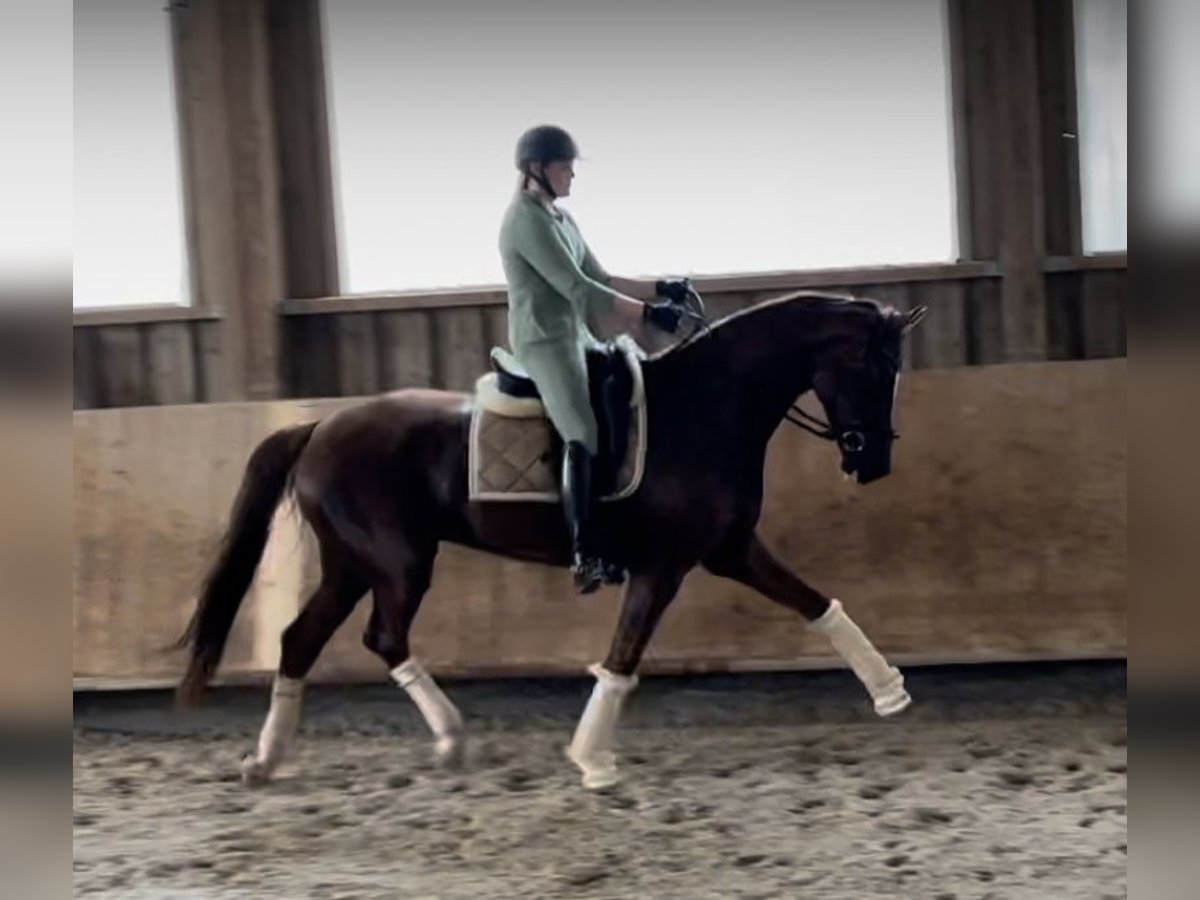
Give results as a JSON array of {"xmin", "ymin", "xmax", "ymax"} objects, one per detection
[{"xmin": 174, "ymin": 422, "xmax": 318, "ymax": 707}]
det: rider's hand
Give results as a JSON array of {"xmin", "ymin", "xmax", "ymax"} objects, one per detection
[
  {"xmin": 643, "ymin": 301, "xmax": 683, "ymax": 333},
  {"xmin": 655, "ymin": 277, "xmax": 692, "ymax": 305}
]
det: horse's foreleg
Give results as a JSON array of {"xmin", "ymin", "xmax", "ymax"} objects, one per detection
[
  {"xmin": 242, "ymin": 562, "xmax": 365, "ymax": 786},
  {"xmin": 706, "ymin": 533, "xmax": 911, "ymax": 717},
  {"xmin": 567, "ymin": 568, "xmax": 684, "ymax": 789}
]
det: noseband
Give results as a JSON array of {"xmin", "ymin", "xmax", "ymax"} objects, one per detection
[{"xmin": 784, "ymin": 404, "xmax": 878, "ymax": 453}]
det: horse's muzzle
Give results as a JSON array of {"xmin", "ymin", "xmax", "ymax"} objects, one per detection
[
  {"xmin": 843, "ymin": 447, "xmax": 892, "ymax": 485},
  {"xmin": 855, "ymin": 465, "xmax": 890, "ymax": 485}
]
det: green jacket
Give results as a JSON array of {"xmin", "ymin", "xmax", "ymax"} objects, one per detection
[{"xmin": 499, "ymin": 190, "xmax": 620, "ymax": 350}]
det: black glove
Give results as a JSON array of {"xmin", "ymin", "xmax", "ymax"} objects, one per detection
[
  {"xmin": 643, "ymin": 301, "xmax": 683, "ymax": 333},
  {"xmin": 655, "ymin": 277, "xmax": 692, "ymax": 305}
]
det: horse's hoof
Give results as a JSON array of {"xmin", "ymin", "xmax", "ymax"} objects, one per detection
[
  {"xmin": 580, "ymin": 766, "xmax": 621, "ymax": 791},
  {"xmin": 435, "ymin": 735, "xmax": 466, "ymax": 770},
  {"xmin": 566, "ymin": 746, "xmax": 620, "ymax": 790},
  {"xmin": 240, "ymin": 754, "xmax": 272, "ymax": 787},
  {"xmin": 874, "ymin": 688, "xmax": 912, "ymax": 717}
]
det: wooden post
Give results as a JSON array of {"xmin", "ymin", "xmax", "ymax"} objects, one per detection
[
  {"xmin": 947, "ymin": 0, "xmax": 1089, "ymax": 364},
  {"xmin": 171, "ymin": 0, "xmax": 237, "ymax": 398},
  {"xmin": 1035, "ymin": 0, "xmax": 1083, "ymax": 257},
  {"xmin": 170, "ymin": 0, "xmax": 284, "ymax": 400},
  {"xmin": 266, "ymin": 0, "xmax": 340, "ymax": 300}
]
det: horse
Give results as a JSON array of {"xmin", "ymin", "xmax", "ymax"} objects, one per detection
[{"xmin": 175, "ymin": 290, "xmax": 927, "ymax": 789}]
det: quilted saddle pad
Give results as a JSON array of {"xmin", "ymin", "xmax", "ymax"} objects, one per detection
[{"xmin": 467, "ymin": 390, "xmax": 645, "ymax": 503}]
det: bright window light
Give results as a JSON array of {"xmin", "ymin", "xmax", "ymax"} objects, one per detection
[
  {"xmin": 74, "ymin": 0, "xmax": 190, "ymax": 309},
  {"xmin": 1074, "ymin": 0, "xmax": 1128, "ymax": 253},
  {"xmin": 323, "ymin": 0, "xmax": 957, "ymax": 293}
]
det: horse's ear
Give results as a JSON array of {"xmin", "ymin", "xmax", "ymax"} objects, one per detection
[{"xmin": 901, "ymin": 305, "xmax": 928, "ymax": 334}]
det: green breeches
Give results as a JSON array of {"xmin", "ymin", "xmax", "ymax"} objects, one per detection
[{"xmin": 513, "ymin": 339, "xmax": 599, "ymax": 455}]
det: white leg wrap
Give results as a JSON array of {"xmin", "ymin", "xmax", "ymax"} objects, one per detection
[
  {"xmin": 567, "ymin": 663, "xmax": 639, "ymax": 790},
  {"xmin": 241, "ymin": 674, "xmax": 303, "ymax": 785},
  {"xmin": 391, "ymin": 658, "xmax": 465, "ymax": 764},
  {"xmin": 812, "ymin": 599, "xmax": 911, "ymax": 716}
]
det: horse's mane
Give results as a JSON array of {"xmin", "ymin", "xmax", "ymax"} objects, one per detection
[{"xmin": 648, "ymin": 290, "xmax": 889, "ymax": 362}]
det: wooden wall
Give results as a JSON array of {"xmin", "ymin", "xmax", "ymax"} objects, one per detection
[
  {"xmin": 72, "ymin": 260, "xmax": 1127, "ymax": 408},
  {"xmin": 73, "ymin": 314, "xmax": 221, "ymax": 409},
  {"xmin": 73, "ymin": 359, "xmax": 1126, "ymax": 687}
]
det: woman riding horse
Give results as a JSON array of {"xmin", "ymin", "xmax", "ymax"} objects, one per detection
[{"xmin": 499, "ymin": 125, "xmax": 686, "ymax": 594}]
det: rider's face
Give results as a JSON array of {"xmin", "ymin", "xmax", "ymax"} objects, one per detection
[{"xmin": 540, "ymin": 160, "xmax": 575, "ymax": 197}]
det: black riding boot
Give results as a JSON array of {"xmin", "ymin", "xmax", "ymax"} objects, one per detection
[{"xmin": 562, "ymin": 441, "xmax": 606, "ymax": 594}]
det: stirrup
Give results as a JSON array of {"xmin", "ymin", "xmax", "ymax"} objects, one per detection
[
  {"xmin": 602, "ymin": 561, "xmax": 627, "ymax": 586},
  {"xmin": 573, "ymin": 555, "xmax": 606, "ymax": 595}
]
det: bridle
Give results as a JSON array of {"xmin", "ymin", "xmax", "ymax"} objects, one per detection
[
  {"xmin": 788, "ymin": 318, "xmax": 902, "ymax": 454},
  {"xmin": 784, "ymin": 404, "xmax": 869, "ymax": 452},
  {"xmin": 677, "ymin": 287, "xmax": 898, "ymax": 454}
]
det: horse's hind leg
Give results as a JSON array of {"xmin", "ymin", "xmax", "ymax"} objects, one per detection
[
  {"xmin": 241, "ymin": 551, "xmax": 366, "ymax": 786},
  {"xmin": 359, "ymin": 536, "xmax": 466, "ymax": 768},
  {"xmin": 705, "ymin": 532, "xmax": 911, "ymax": 716},
  {"xmin": 567, "ymin": 567, "xmax": 686, "ymax": 789}
]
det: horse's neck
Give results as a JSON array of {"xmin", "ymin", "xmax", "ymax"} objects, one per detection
[{"xmin": 660, "ymin": 299, "xmax": 843, "ymax": 446}]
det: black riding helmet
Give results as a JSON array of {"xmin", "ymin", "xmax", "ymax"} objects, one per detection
[{"xmin": 515, "ymin": 125, "xmax": 579, "ymax": 199}]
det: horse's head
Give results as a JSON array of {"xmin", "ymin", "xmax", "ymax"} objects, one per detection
[{"xmin": 810, "ymin": 303, "xmax": 927, "ymax": 485}]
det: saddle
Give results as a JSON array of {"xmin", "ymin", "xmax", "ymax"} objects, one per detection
[{"xmin": 469, "ymin": 336, "xmax": 646, "ymax": 502}]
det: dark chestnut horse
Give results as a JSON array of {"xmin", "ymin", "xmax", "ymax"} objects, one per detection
[{"xmin": 177, "ymin": 291, "xmax": 926, "ymax": 789}]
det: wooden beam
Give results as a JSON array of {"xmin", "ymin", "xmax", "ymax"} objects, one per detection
[
  {"xmin": 266, "ymin": 0, "xmax": 339, "ymax": 299},
  {"xmin": 170, "ymin": 0, "xmax": 238, "ymax": 398},
  {"xmin": 72, "ymin": 304, "xmax": 220, "ymax": 328},
  {"xmin": 950, "ymin": 0, "xmax": 999, "ymax": 259},
  {"xmin": 218, "ymin": 0, "xmax": 285, "ymax": 400},
  {"xmin": 995, "ymin": 0, "xmax": 1049, "ymax": 362},
  {"xmin": 279, "ymin": 262, "xmax": 1001, "ymax": 316},
  {"xmin": 162, "ymin": 0, "xmax": 286, "ymax": 402},
  {"xmin": 1042, "ymin": 252, "xmax": 1127, "ymax": 273},
  {"xmin": 946, "ymin": 0, "xmax": 976, "ymax": 260},
  {"xmin": 1036, "ymin": 0, "xmax": 1083, "ymax": 256},
  {"xmin": 948, "ymin": 1, "xmax": 1049, "ymax": 362}
]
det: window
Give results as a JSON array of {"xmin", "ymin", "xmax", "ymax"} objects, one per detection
[
  {"xmin": 322, "ymin": 0, "xmax": 956, "ymax": 293},
  {"xmin": 74, "ymin": 0, "xmax": 189, "ymax": 309},
  {"xmin": 1074, "ymin": 0, "xmax": 1127, "ymax": 253}
]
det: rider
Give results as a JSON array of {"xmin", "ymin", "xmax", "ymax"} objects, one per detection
[{"xmin": 499, "ymin": 124, "xmax": 687, "ymax": 594}]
